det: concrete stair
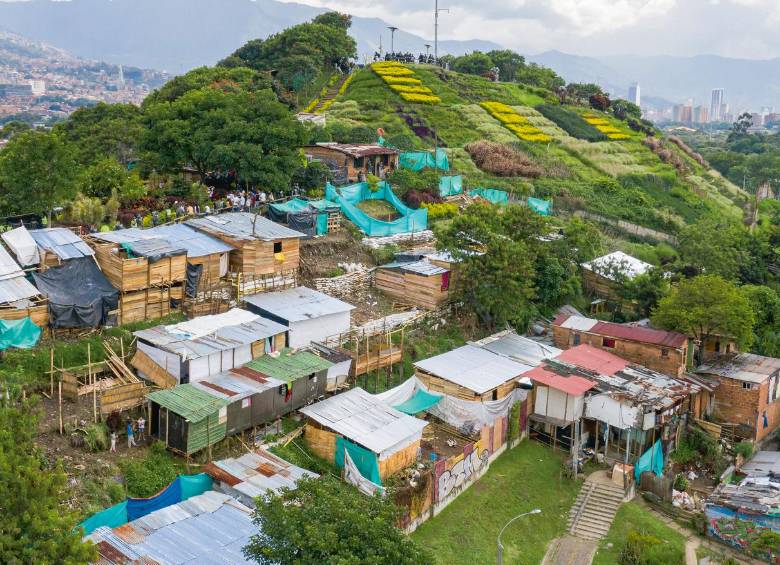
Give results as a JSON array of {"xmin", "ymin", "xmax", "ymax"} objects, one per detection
[{"xmin": 567, "ymin": 480, "xmax": 625, "ymax": 541}]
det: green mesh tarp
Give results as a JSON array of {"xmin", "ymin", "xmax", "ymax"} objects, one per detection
[
  {"xmin": 634, "ymin": 439, "xmax": 664, "ymax": 482},
  {"xmin": 393, "ymin": 389, "xmax": 443, "ymax": 415},
  {"xmin": 399, "ymin": 149, "xmax": 449, "ymax": 171},
  {"xmin": 469, "ymin": 188, "xmax": 509, "ymax": 205},
  {"xmin": 325, "ymin": 181, "xmax": 428, "ymax": 237},
  {"xmin": 78, "ymin": 501, "xmax": 127, "ymax": 535},
  {"xmin": 438, "ymin": 175, "xmax": 463, "ymax": 197},
  {"xmin": 0, "ymin": 317, "xmax": 41, "ymax": 350},
  {"xmin": 335, "ymin": 436, "xmax": 382, "ymax": 486},
  {"xmin": 179, "ymin": 473, "xmax": 213, "ymax": 500},
  {"xmin": 527, "ymin": 196, "xmax": 552, "ymax": 216}
]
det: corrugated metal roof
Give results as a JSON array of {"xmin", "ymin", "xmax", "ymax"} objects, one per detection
[
  {"xmin": 0, "ymin": 244, "xmax": 40, "ymax": 304},
  {"xmin": 555, "ymin": 344, "xmax": 629, "ymax": 376},
  {"xmin": 300, "ymin": 387, "xmax": 428, "ymax": 456},
  {"xmin": 307, "ymin": 142, "xmax": 399, "ymax": 158},
  {"xmin": 414, "ymin": 344, "xmax": 532, "ymax": 394},
  {"xmin": 187, "ymin": 212, "xmax": 304, "ymax": 242},
  {"xmin": 696, "ymin": 352, "xmax": 780, "ymax": 384},
  {"xmin": 476, "ymin": 331, "xmax": 562, "ymax": 365},
  {"xmin": 28, "ymin": 228, "xmax": 94, "ymax": 260},
  {"xmin": 147, "ymin": 224, "xmax": 234, "ymax": 257},
  {"xmin": 553, "ymin": 314, "xmax": 598, "ymax": 332},
  {"xmin": 526, "ymin": 366, "xmax": 596, "ymax": 395},
  {"xmin": 245, "ymin": 348, "xmax": 333, "ymax": 384},
  {"xmin": 190, "ymin": 369, "xmax": 284, "ymax": 400},
  {"xmin": 244, "ymin": 285, "xmax": 354, "ymax": 322},
  {"xmin": 554, "ymin": 314, "xmax": 688, "ymax": 348},
  {"xmin": 400, "ymin": 260, "xmax": 448, "ymax": 276},
  {"xmin": 581, "ymin": 251, "xmax": 651, "ymax": 281},
  {"xmin": 89, "ymin": 491, "xmax": 258, "ymax": 565},
  {"xmin": 0, "ymin": 244, "xmax": 22, "ymax": 279},
  {"xmin": 147, "ymin": 384, "xmax": 229, "ymax": 422}
]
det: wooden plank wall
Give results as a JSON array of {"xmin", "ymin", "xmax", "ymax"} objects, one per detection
[
  {"xmin": 304, "ymin": 422, "xmax": 337, "ymax": 462},
  {"xmin": 416, "ymin": 369, "xmax": 516, "ymax": 401},
  {"xmin": 375, "ymin": 268, "xmax": 448, "ymax": 310},
  {"xmin": 379, "ymin": 440, "xmax": 423, "ymax": 480},
  {"xmin": 100, "ymin": 382, "xmax": 149, "ymax": 415}
]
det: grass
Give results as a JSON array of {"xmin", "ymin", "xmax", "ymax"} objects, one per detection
[
  {"xmin": 356, "ymin": 199, "xmax": 400, "ymax": 220},
  {"xmin": 592, "ymin": 501, "xmax": 687, "ymax": 565},
  {"xmin": 411, "ymin": 441, "xmax": 583, "ymax": 564}
]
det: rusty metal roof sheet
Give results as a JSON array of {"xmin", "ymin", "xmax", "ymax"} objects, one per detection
[
  {"xmin": 696, "ymin": 353, "xmax": 780, "ymax": 384},
  {"xmin": 306, "ymin": 142, "xmax": 399, "ymax": 158}
]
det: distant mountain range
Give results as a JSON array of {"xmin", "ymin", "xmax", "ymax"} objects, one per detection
[
  {"xmin": 529, "ymin": 50, "xmax": 780, "ymax": 111},
  {"xmin": 0, "ymin": 0, "xmax": 500, "ymax": 73}
]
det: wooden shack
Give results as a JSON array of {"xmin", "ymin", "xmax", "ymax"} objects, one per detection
[
  {"xmin": 187, "ymin": 213, "xmax": 304, "ymax": 293},
  {"xmin": 414, "ymin": 343, "xmax": 531, "ymax": 401},
  {"xmin": 303, "ymin": 143, "xmax": 400, "ymax": 184},
  {"xmin": 300, "ymin": 387, "xmax": 428, "ymax": 481},
  {"xmin": 375, "ymin": 258, "xmax": 451, "ymax": 309},
  {"xmin": 0, "ymin": 243, "xmax": 48, "ymax": 327}
]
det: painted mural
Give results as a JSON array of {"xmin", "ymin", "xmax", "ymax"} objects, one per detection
[{"xmin": 705, "ymin": 504, "xmax": 780, "ymax": 563}]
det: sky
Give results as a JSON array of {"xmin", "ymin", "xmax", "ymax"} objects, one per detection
[{"xmin": 276, "ymin": 0, "xmax": 780, "ymax": 59}]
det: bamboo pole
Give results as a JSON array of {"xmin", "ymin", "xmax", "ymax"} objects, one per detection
[
  {"xmin": 49, "ymin": 348, "xmax": 54, "ymax": 397},
  {"xmin": 89, "ymin": 343, "xmax": 97, "ymax": 422},
  {"xmin": 58, "ymin": 380, "xmax": 63, "ymax": 434}
]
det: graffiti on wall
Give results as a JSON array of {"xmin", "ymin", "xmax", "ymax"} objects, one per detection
[{"xmin": 435, "ymin": 440, "xmax": 490, "ymax": 503}]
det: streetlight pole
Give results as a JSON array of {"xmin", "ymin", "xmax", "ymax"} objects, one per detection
[
  {"xmin": 497, "ymin": 509, "xmax": 541, "ymax": 565},
  {"xmin": 424, "ymin": 44, "xmax": 431, "ymax": 59},
  {"xmin": 388, "ymin": 26, "xmax": 398, "ymax": 58},
  {"xmin": 434, "ymin": 0, "xmax": 449, "ymax": 63}
]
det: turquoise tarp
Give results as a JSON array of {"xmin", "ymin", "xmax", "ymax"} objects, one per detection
[
  {"xmin": 634, "ymin": 439, "xmax": 664, "ymax": 482},
  {"xmin": 77, "ymin": 473, "xmax": 213, "ymax": 535},
  {"xmin": 438, "ymin": 175, "xmax": 463, "ymax": 198},
  {"xmin": 469, "ymin": 188, "xmax": 509, "ymax": 205},
  {"xmin": 269, "ymin": 198, "xmax": 340, "ymax": 236},
  {"xmin": 393, "ymin": 389, "xmax": 443, "ymax": 415},
  {"xmin": 399, "ymin": 149, "xmax": 450, "ymax": 172},
  {"xmin": 335, "ymin": 436, "xmax": 382, "ymax": 486},
  {"xmin": 325, "ymin": 181, "xmax": 428, "ymax": 237},
  {"xmin": 527, "ymin": 196, "xmax": 552, "ymax": 216},
  {"xmin": 0, "ymin": 317, "xmax": 41, "ymax": 350}
]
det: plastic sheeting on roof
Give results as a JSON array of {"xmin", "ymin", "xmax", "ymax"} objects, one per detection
[
  {"xmin": 581, "ymin": 251, "xmax": 651, "ymax": 281},
  {"xmin": 300, "ymin": 387, "xmax": 428, "ymax": 458},
  {"xmin": 28, "ymin": 228, "xmax": 94, "ymax": 260},
  {"xmin": 414, "ymin": 344, "xmax": 532, "ymax": 394},
  {"xmin": 244, "ymin": 285, "xmax": 354, "ymax": 323},
  {"xmin": 32, "ymin": 257, "xmax": 118, "ymax": 328},
  {"xmin": 0, "ymin": 244, "xmax": 40, "ymax": 304},
  {"xmin": 393, "ymin": 388, "xmax": 442, "ymax": 415},
  {"xmin": 2, "ymin": 226, "xmax": 39, "ymax": 266},
  {"xmin": 187, "ymin": 212, "xmax": 304, "ymax": 242}
]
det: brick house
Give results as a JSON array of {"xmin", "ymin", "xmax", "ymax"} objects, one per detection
[
  {"xmin": 695, "ymin": 353, "xmax": 780, "ymax": 442},
  {"xmin": 552, "ymin": 314, "xmax": 691, "ymax": 377},
  {"xmin": 303, "ymin": 143, "xmax": 399, "ymax": 184}
]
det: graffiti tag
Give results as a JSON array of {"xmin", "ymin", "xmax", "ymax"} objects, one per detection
[{"xmin": 436, "ymin": 447, "xmax": 489, "ymax": 502}]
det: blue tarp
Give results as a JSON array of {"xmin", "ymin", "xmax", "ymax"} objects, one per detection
[
  {"xmin": 527, "ymin": 196, "xmax": 552, "ymax": 216},
  {"xmin": 634, "ymin": 439, "xmax": 664, "ymax": 482},
  {"xmin": 399, "ymin": 149, "xmax": 450, "ymax": 171},
  {"xmin": 77, "ymin": 473, "xmax": 213, "ymax": 535},
  {"xmin": 325, "ymin": 181, "xmax": 428, "ymax": 237},
  {"xmin": 393, "ymin": 389, "xmax": 443, "ymax": 415},
  {"xmin": 335, "ymin": 436, "xmax": 382, "ymax": 486},
  {"xmin": 469, "ymin": 188, "xmax": 509, "ymax": 205},
  {"xmin": 0, "ymin": 317, "xmax": 41, "ymax": 350},
  {"xmin": 438, "ymin": 175, "xmax": 463, "ymax": 198}
]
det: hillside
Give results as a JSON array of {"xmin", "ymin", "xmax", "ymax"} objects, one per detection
[{"xmin": 321, "ymin": 63, "xmax": 748, "ymax": 237}]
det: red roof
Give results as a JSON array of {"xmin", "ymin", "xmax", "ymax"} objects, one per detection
[
  {"xmin": 590, "ymin": 321, "xmax": 687, "ymax": 348},
  {"xmin": 555, "ymin": 344, "xmax": 629, "ymax": 376},
  {"xmin": 526, "ymin": 366, "xmax": 596, "ymax": 395}
]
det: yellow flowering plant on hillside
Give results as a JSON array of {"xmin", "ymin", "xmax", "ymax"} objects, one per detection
[
  {"xmin": 389, "ymin": 84, "xmax": 434, "ymax": 95},
  {"xmin": 381, "ymin": 76, "xmax": 422, "ymax": 85},
  {"xmin": 399, "ymin": 92, "xmax": 441, "ymax": 104},
  {"xmin": 338, "ymin": 73, "xmax": 355, "ymax": 95},
  {"xmin": 372, "ymin": 62, "xmax": 441, "ymax": 104},
  {"xmin": 480, "ymin": 101, "xmax": 550, "ymax": 143}
]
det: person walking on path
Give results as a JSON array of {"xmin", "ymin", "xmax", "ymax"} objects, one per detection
[
  {"xmin": 137, "ymin": 416, "xmax": 146, "ymax": 443},
  {"xmin": 126, "ymin": 420, "xmax": 137, "ymax": 449},
  {"xmin": 110, "ymin": 431, "xmax": 117, "ymax": 453}
]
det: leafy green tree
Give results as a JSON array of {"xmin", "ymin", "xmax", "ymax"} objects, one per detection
[
  {"xmin": 0, "ymin": 120, "xmax": 32, "ymax": 139},
  {"xmin": 291, "ymin": 160, "xmax": 331, "ymax": 192},
  {"xmin": 741, "ymin": 284, "xmax": 780, "ymax": 357},
  {"xmin": 142, "ymin": 84, "xmax": 306, "ymax": 190},
  {"xmin": 243, "ymin": 476, "xmax": 432, "ymax": 564},
  {"xmin": 514, "ymin": 62, "xmax": 565, "ymax": 90},
  {"xmin": 486, "ymin": 50, "xmax": 525, "ymax": 82},
  {"xmin": 730, "ymin": 112, "xmax": 754, "ymax": 138},
  {"xmin": 347, "ymin": 125, "xmax": 375, "ymax": 144},
  {"xmin": 436, "ymin": 203, "xmax": 546, "ymax": 330},
  {"xmin": 565, "ymin": 83, "xmax": 604, "ymax": 105},
  {"xmin": 0, "ymin": 398, "xmax": 96, "ymax": 563},
  {"xmin": 77, "ymin": 157, "xmax": 145, "ymax": 200},
  {"xmin": 54, "ymin": 102, "xmax": 143, "ymax": 166},
  {"xmin": 562, "ymin": 217, "xmax": 606, "ymax": 264},
  {"xmin": 145, "ymin": 66, "xmax": 272, "ymax": 105},
  {"xmin": 312, "ymin": 11, "xmax": 352, "ymax": 30},
  {"xmin": 620, "ymin": 268, "xmax": 670, "ymax": 318},
  {"xmin": 0, "ymin": 130, "xmax": 78, "ymax": 219},
  {"xmin": 612, "ymin": 99, "xmax": 642, "ymax": 121},
  {"xmin": 677, "ymin": 214, "xmax": 750, "ymax": 280},
  {"xmin": 651, "ymin": 275, "xmax": 755, "ymax": 359},
  {"xmin": 451, "ymin": 51, "xmax": 495, "ymax": 76}
]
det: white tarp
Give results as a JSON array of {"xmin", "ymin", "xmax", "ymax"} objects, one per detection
[
  {"xmin": 344, "ymin": 450, "xmax": 385, "ymax": 497},
  {"xmin": 166, "ymin": 308, "xmax": 259, "ymax": 340},
  {"xmin": 2, "ymin": 226, "xmax": 40, "ymax": 267}
]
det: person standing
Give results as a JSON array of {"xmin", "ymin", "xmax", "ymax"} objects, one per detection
[
  {"xmin": 126, "ymin": 420, "xmax": 136, "ymax": 449},
  {"xmin": 110, "ymin": 431, "xmax": 117, "ymax": 453},
  {"xmin": 137, "ymin": 416, "xmax": 146, "ymax": 442}
]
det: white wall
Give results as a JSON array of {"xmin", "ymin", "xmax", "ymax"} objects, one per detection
[
  {"xmin": 585, "ymin": 393, "xmax": 640, "ymax": 430},
  {"xmin": 289, "ymin": 311, "xmax": 351, "ymax": 348},
  {"xmin": 533, "ymin": 386, "xmax": 583, "ymax": 422},
  {"xmin": 326, "ymin": 359, "xmax": 353, "ymax": 391}
]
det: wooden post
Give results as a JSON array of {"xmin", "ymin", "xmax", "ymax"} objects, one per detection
[
  {"xmin": 120, "ymin": 337, "xmax": 125, "ymax": 361},
  {"xmin": 207, "ymin": 414, "xmax": 212, "ymax": 463},
  {"xmin": 89, "ymin": 343, "xmax": 96, "ymax": 422},
  {"xmin": 604, "ymin": 423, "xmax": 610, "ymax": 463},
  {"xmin": 49, "ymin": 348, "xmax": 54, "ymax": 397},
  {"xmin": 594, "ymin": 422, "xmax": 600, "ymax": 458},
  {"xmin": 58, "ymin": 380, "xmax": 63, "ymax": 434}
]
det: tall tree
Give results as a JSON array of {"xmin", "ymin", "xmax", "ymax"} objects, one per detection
[
  {"xmin": 677, "ymin": 214, "xmax": 750, "ymax": 281},
  {"xmin": 244, "ymin": 477, "xmax": 432, "ymax": 564},
  {"xmin": 0, "ymin": 398, "xmax": 96, "ymax": 563},
  {"xmin": 651, "ymin": 275, "xmax": 755, "ymax": 359},
  {"xmin": 0, "ymin": 130, "xmax": 78, "ymax": 219}
]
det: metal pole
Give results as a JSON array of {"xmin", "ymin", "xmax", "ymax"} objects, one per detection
[
  {"xmin": 434, "ymin": 0, "xmax": 438, "ymax": 62},
  {"xmin": 497, "ymin": 509, "xmax": 541, "ymax": 565}
]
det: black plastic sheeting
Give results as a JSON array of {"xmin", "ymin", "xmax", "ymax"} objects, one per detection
[
  {"xmin": 126, "ymin": 238, "xmax": 187, "ymax": 264},
  {"xmin": 185, "ymin": 263, "xmax": 202, "ymax": 298},
  {"xmin": 265, "ymin": 205, "xmax": 287, "ymax": 224},
  {"xmin": 32, "ymin": 257, "xmax": 119, "ymax": 328},
  {"xmin": 287, "ymin": 211, "xmax": 316, "ymax": 238}
]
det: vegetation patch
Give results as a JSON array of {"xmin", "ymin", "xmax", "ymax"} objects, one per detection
[
  {"xmin": 372, "ymin": 62, "xmax": 441, "ymax": 104},
  {"xmin": 537, "ymin": 104, "xmax": 608, "ymax": 142},
  {"xmin": 465, "ymin": 140, "xmax": 543, "ymax": 178},
  {"xmin": 480, "ymin": 101, "xmax": 551, "ymax": 142}
]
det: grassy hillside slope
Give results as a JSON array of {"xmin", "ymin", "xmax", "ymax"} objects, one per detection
[{"xmin": 322, "ymin": 64, "xmax": 748, "ymax": 236}]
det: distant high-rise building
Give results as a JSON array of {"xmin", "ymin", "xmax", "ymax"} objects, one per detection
[
  {"xmin": 29, "ymin": 80, "xmax": 45, "ymax": 96},
  {"xmin": 693, "ymin": 105, "xmax": 709, "ymax": 124},
  {"xmin": 673, "ymin": 104, "xmax": 693, "ymax": 123},
  {"xmin": 627, "ymin": 82, "xmax": 640, "ymax": 106},
  {"xmin": 118, "ymin": 64, "xmax": 125, "ymax": 86},
  {"xmin": 710, "ymin": 88, "xmax": 725, "ymax": 121},
  {"xmin": 751, "ymin": 113, "xmax": 763, "ymax": 127}
]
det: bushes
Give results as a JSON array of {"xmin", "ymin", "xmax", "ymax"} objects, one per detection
[
  {"xmin": 734, "ymin": 441, "xmax": 754, "ymax": 459},
  {"xmin": 421, "ymin": 202, "xmax": 458, "ymax": 219},
  {"xmin": 643, "ymin": 137, "xmax": 691, "ymax": 175},
  {"xmin": 465, "ymin": 140, "xmax": 543, "ymax": 178},
  {"xmin": 618, "ymin": 530, "xmax": 685, "ymax": 565},
  {"xmin": 84, "ymin": 422, "xmax": 110, "ymax": 453},
  {"xmin": 537, "ymin": 104, "xmax": 608, "ymax": 142},
  {"xmin": 119, "ymin": 441, "xmax": 182, "ymax": 498},
  {"xmin": 372, "ymin": 62, "xmax": 441, "ymax": 104}
]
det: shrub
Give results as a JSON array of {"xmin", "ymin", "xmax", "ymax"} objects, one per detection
[
  {"xmin": 370, "ymin": 244, "xmax": 399, "ymax": 265},
  {"xmin": 84, "ymin": 422, "xmax": 109, "ymax": 452},
  {"xmin": 326, "ymin": 267, "xmax": 345, "ymax": 277},
  {"xmin": 673, "ymin": 473, "xmax": 689, "ymax": 492},
  {"xmin": 120, "ymin": 441, "xmax": 181, "ymax": 498},
  {"xmin": 537, "ymin": 104, "xmax": 608, "ymax": 141},
  {"xmin": 464, "ymin": 140, "xmax": 543, "ymax": 178},
  {"xmin": 734, "ymin": 441, "xmax": 754, "ymax": 459},
  {"xmin": 398, "ymin": 92, "xmax": 441, "ymax": 104},
  {"xmin": 619, "ymin": 530, "xmax": 685, "ymax": 565},
  {"xmin": 670, "ymin": 442, "xmax": 697, "ymax": 465},
  {"xmin": 421, "ymin": 202, "xmax": 458, "ymax": 219},
  {"xmin": 480, "ymin": 101, "xmax": 551, "ymax": 142}
]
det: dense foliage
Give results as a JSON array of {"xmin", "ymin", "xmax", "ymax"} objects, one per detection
[
  {"xmin": 442, "ymin": 49, "xmax": 565, "ymax": 90},
  {"xmin": 244, "ymin": 476, "xmax": 432, "ymax": 564},
  {"xmin": 536, "ymin": 104, "xmax": 608, "ymax": 141}
]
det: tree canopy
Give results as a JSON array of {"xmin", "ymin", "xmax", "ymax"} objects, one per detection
[
  {"xmin": 442, "ymin": 50, "xmax": 564, "ymax": 90},
  {"xmin": 0, "ymin": 398, "xmax": 96, "ymax": 564},
  {"xmin": 243, "ymin": 476, "xmax": 432, "ymax": 565}
]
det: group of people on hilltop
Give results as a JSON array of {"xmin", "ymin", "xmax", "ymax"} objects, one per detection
[{"xmin": 372, "ymin": 51, "xmax": 446, "ymax": 68}]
